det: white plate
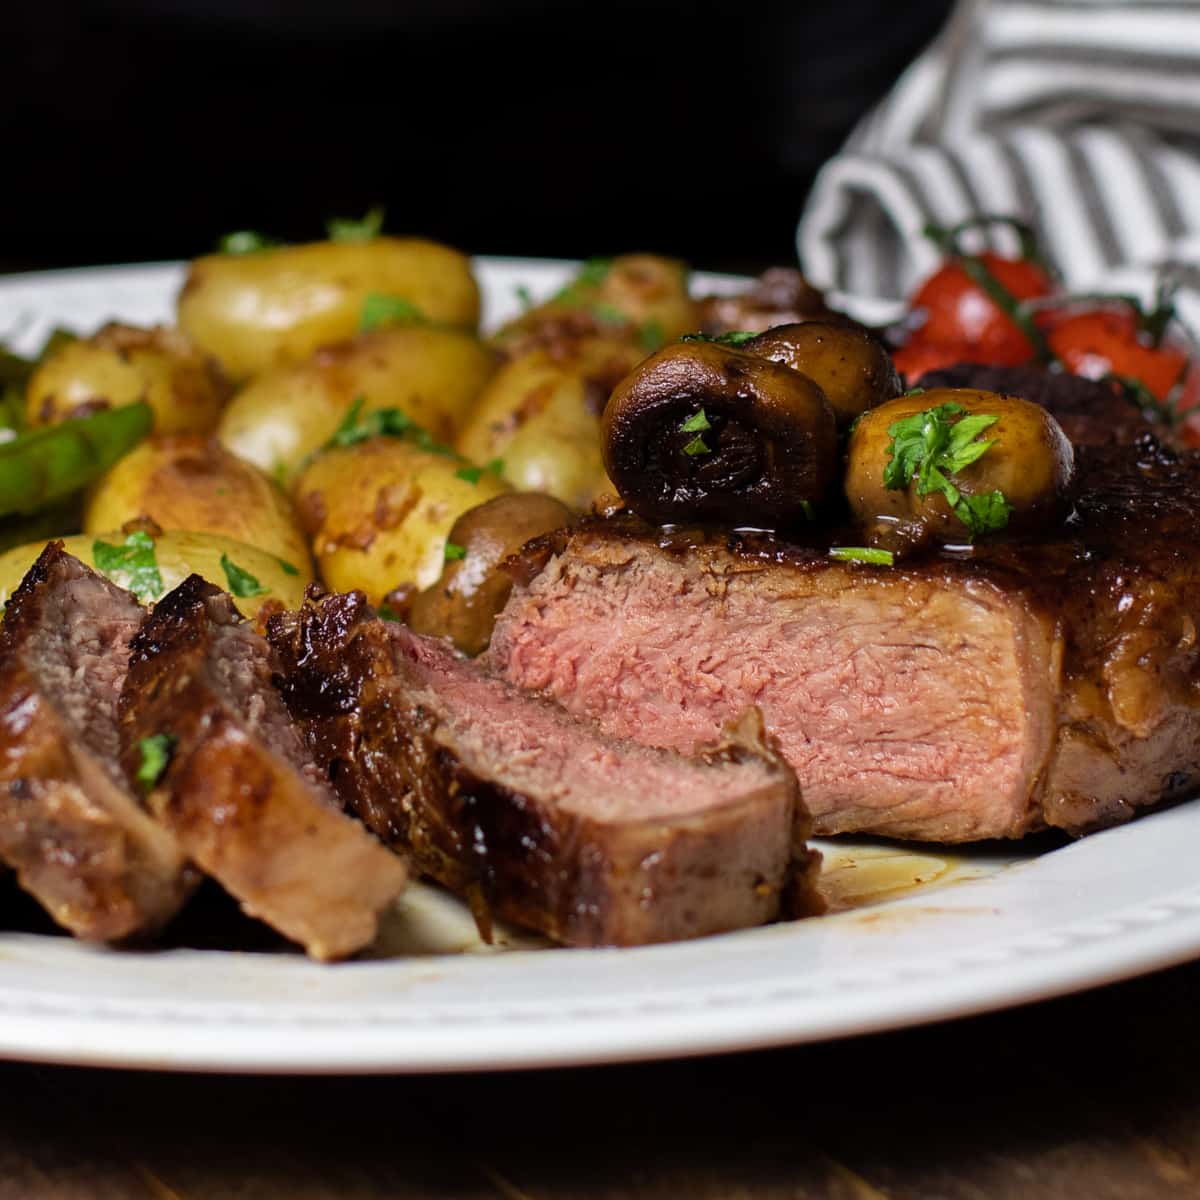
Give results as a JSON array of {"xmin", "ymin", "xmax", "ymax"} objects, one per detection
[{"xmin": 1, "ymin": 259, "xmax": 1198, "ymax": 1075}]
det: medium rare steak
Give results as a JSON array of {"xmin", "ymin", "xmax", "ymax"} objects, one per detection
[
  {"xmin": 120, "ymin": 576, "xmax": 407, "ymax": 960},
  {"xmin": 488, "ymin": 438, "xmax": 1200, "ymax": 842},
  {"xmin": 268, "ymin": 592, "xmax": 818, "ymax": 947},
  {"xmin": 0, "ymin": 543, "xmax": 192, "ymax": 939}
]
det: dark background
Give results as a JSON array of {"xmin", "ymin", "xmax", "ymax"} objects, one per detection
[{"xmin": 6, "ymin": 0, "xmax": 951, "ymax": 275}]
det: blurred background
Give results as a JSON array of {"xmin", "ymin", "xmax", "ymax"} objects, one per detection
[{"xmin": 6, "ymin": 0, "xmax": 952, "ymax": 275}]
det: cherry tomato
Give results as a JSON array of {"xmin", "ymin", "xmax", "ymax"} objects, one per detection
[
  {"xmin": 1045, "ymin": 307, "xmax": 1200, "ymax": 415},
  {"xmin": 910, "ymin": 253, "xmax": 1053, "ymax": 364},
  {"xmin": 890, "ymin": 339, "xmax": 980, "ymax": 384}
]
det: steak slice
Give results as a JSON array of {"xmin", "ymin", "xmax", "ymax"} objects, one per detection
[
  {"xmin": 0, "ymin": 543, "xmax": 192, "ymax": 940},
  {"xmin": 488, "ymin": 440, "xmax": 1200, "ymax": 842},
  {"xmin": 120, "ymin": 576, "xmax": 407, "ymax": 960},
  {"xmin": 268, "ymin": 593, "xmax": 817, "ymax": 947}
]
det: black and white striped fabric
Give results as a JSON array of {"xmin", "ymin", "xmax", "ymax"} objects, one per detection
[{"xmin": 798, "ymin": 0, "xmax": 1200, "ymax": 321}]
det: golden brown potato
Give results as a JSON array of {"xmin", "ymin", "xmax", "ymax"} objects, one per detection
[
  {"xmin": 295, "ymin": 438, "xmax": 510, "ymax": 600},
  {"xmin": 26, "ymin": 323, "xmax": 230, "ymax": 434},
  {"xmin": 844, "ymin": 388, "xmax": 1075, "ymax": 547},
  {"xmin": 83, "ymin": 436, "xmax": 311, "ymax": 572},
  {"xmin": 177, "ymin": 237, "xmax": 480, "ymax": 380},
  {"xmin": 456, "ymin": 337, "xmax": 643, "ymax": 510},
  {"xmin": 408, "ymin": 493, "xmax": 572, "ymax": 654},
  {"xmin": 216, "ymin": 326, "xmax": 497, "ymax": 486},
  {"xmin": 0, "ymin": 529, "xmax": 308, "ymax": 622},
  {"xmin": 744, "ymin": 321, "xmax": 902, "ymax": 428},
  {"xmin": 496, "ymin": 254, "xmax": 699, "ymax": 356}
]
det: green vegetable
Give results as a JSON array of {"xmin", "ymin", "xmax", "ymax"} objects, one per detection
[
  {"xmin": 444, "ymin": 541, "xmax": 467, "ymax": 562},
  {"xmin": 679, "ymin": 408, "xmax": 711, "ymax": 434},
  {"xmin": 0, "ymin": 327, "xmax": 78, "ymax": 437},
  {"xmin": 217, "ymin": 230, "xmax": 278, "ymax": 255},
  {"xmin": 136, "ymin": 733, "xmax": 176, "ymax": 791},
  {"xmin": 682, "ymin": 435, "xmax": 711, "ymax": 457},
  {"xmin": 638, "ymin": 319, "xmax": 665, "ymax": 351},
  {"xmin": 359, "ymin": 293, "xmax": 427, "ymax": 333},
  {"xmin": 514, "ymin": 284, "xmax": 535, "ymax": 311},
  {"xmin": 0, "ymin": 402, "xmax": 152, "ymax": 519},
  {"xmin": 277, "ymin": 558, "xmax": 300, "ymax": 576},
  {"xmin": 485, "ymin": 458, "xmax": 505, "ymax": 476},
  {"xmin": 456, "ymin": 465, "xmax": 484, "ymax": 484},
  {"xmin": 327, "ymin": 205, "xmax": 385, "ymax": 243},
  {"xmin": 883, "ymin": 402, "xmax": 1013, "ymax": 537},
  {"xmin": 680, "ymin": 330, "xmax": 758, "ymax": 347},
  {"xmin": 553, "ymin": 257, "xmax": 614, "ymax": 305},
  {"xmin": 92, "ymin": 529, "xmax": 164, "ymax": 603},
  {"xmin": 378, "ymin": 603, "xmax": 404, "ymax": 622},
  {"xmin": 591, "ymin": 303, "xmax": 628, "ymax": 327},
  {"xmin": 829, "ymin": 546, "xmax": 895, "ymax": 565},
  {"xmin": 220, "ymin": 553, "xmax": 268, "ymax": 598},
  {"xmin": 325, "ymin": 397, "xmax": 458, "ymax": 460}
]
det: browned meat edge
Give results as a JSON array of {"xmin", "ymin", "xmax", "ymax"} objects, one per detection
[
  {"xmin": 119, "ymin": 575, "xmax": 408, "ymax": 960},
  {"xmin": 0, "ymin": 543, "xmax": 192, "ymax": 940},
  {"xmin": 268, "ymin": 591, "xmax": 820, "ymax": 948}
]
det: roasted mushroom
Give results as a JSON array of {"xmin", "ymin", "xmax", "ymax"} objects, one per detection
[
  {"xmin": 601, "ymin": 341, "xmax": 838, "ymax": 528},
  {"xmin": 845, "ymin": 387, "xmax": 1075, "ymax": 549},
  {"xmin": 744, "ymin": 322, "xmax": 902, "ymax": 428},
  {"xmin": 408, "ymin": 492, "xmax": 572, "ymax": 654}
]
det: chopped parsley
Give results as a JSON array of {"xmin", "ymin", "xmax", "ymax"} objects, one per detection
[
  {"xmin": 92, "ymin": 531, "xmax": 164, "ymax": 603},
  {"xmin": 326, "ymin": 205, "xmax": 385, "ymax": 242},
  {"xmin": 883, "ymin": 402, "xmax": 1013, "ymax": 537},
  {"xmin": 359, "ymin": 293, "xmax": 427, "ymax": 332},
  {"xmin": 136, "ymin": 733, "xmax": 176, "ymax": 791},
  {"xmin": 679, "ymin": 408, "xmax": 711, "ymax": 434},
  {"xmin": 591, "ymin": 302, "xmax": 628, "ymax": 327},
  {"xmin": 680, "ymin": 330, "xmax": 759, "ymax": 347},
  {"xmin": 455, "ymin": 458, "xmax": 504, "ymax": 485},
  {"xmin": 829, "ymin": 547, "xmax": 895, "ymax": 565},
  {"xmin": 217, "ymin": 230, "xmax": 277, "ymax": 255},
  {"xmin": 553, "ymin": 257, "xmax": 614, "ymax": 305},
  {"xmin": 277, "ymin": 558, "xmax": 300, "ymax": 577},
  {"xmin": 444, "ymin": 541, "xmax": 467, "ymax": 562},
  {"xmin": 682, "ymin": 435, "xmax": 711, "ymax": 457},
  {"xmin": 378, "ymin": 603, "xmax": 404, "ymax": 622},
  {"xmin": 220, "ymin": 553, "xmax": 268, "ymax": 598},
  {"xmin": 514, "ymin": 284, "xmax": 535, "ymax": 311},
  {"xmin": 639, "ymin": 319, "xmax": 665, "ymax": 350}
]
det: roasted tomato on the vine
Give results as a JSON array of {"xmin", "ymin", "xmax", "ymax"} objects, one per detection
[
  {"xmin": 909, "ymin": 251, "xmax": 1054, "ymax": 365},
  {"xmin": 891, "ymin": 338, "xmax": 980, "ymax": 382}
]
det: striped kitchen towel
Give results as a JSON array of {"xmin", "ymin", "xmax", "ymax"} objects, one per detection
[{"xmin": 798, "ymin": 0, "xmax": 1200, "ymax": 318}]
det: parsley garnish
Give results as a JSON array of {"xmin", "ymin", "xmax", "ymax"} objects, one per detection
[
  {"xmin": 514, "ymin": 284, "xmax": 535, "ymax": 310},
  {"xmin": 679, "ymin": 408, "xmax": 711, "ymax": 434},
  {"xmin": 218, "ymin": 230, "xmax": 277, "ymax": 255},
  {"xmin": 277, "ymin": 558, "xmax": 300, "ymax": 576},
  {"xmin": 591, "ymin": 302, "xmax": 628, "ymax": 327},
  {"xmin": 220, "ymin": 553, "xmax": 268, "ymax": 598},
  {"xmin": 92, "ymin": 531, "xmax": 164, "ymax": 603},
  {"xmin": 680, "ymin": 330, "xmax": 759, "ymax": 346},
  {"xmin": 683, "ymin": 435, "xmax": 711, "ymax": 456},
  {"xmin": 485, "ymin": 457, "xmax": 505, "ymax": 476},
  {"xmin": 553, "ymin": 257, "xmax": 614, "ymax": 305},
  {"xmin": 359, "ymin": 293, "xmax": 427, "ymax": 332},
  {"xmin": 883, "ymin": 402, "xmax": 1013, "ymax": 537},
  {"xmin": 326, "ymin": 205, "xmax": 385, "ymax": 242},
  {"xmin": 454, "ymin": 458, "xmax": 505, "ymax": 484},
  {"xmin": 829, "ymin": 547, "xmax": 895, "ymax": 565},
  {"xmin": 378, "ymin": 603, "xmax": 404, "ymax": 622},
  {"xmin": 444, "ymin": 541, "xmax": 467, "ymax": 562},
  {"xmin": 136, "ymin": 733, "xmax": 176, "ymax": 791},
  {"xmin": 639, "ymin": 320, "xmax": 664, "ymax": 350},
  {"xmin": 326, "ymin": 397, "xmax": 459, "ymax": 460}
]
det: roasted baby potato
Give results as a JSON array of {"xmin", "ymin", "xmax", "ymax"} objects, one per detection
[
  {"xmin": 83, "ymin": 436, "xmax": 311, "ymax": 572},
  {"xmin": 496, "ymin": 254, "xmax": 698, "ymax": 356},
  {"xmin": 26, "ymin": 323, "xmax": 230, "ymax": 434},
  {"xmin": 845, "ymin": 387, "xmax": 1075, "ymax": 547},
  {"xmin": 295, "ymin": 437, "xmax": 510, "ymax": 599},
  {"xmin": 456, "ymin": 337, "xmax": 643, "ymax": 510},
  {"xmin": 217, "ymin": 326, "xmax": 497, "ymax": 485},
  {"xmin": 408, "ymin": 492, "xmax": 572, "ymax": 654},
  {"xmin": 0, "ymin": 529, "xmax": 308, "ymax": 621},
  {"xmin": 178, "ymin": 237, "xmax": 480, "ymax": 380}
]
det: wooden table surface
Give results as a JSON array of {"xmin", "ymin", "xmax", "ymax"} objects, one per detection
[{"xmin": 3, "ymin": 957, "xmax": 1200, "ymax": 1200}]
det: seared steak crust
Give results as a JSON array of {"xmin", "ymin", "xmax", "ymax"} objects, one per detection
[
  {"xmin": 119, "ymin": 575, "xmax": 407, "ymax": 960},
  {"xmin": 490, "ymin": 438, "xmax": 1200, "ymax": 841},
  {"xmin": 268, "ymin": 593, "xmax": 816, "ymax": 947},
  {"xmin": 0, "ymin": 543, "xmax": 191, "ymax": 939}
]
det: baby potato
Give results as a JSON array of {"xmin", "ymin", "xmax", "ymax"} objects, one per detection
[
  {"xmin": 0, "ymin": 530, "xmax": 308, "ymax": 622},
  {"xmin": 456, "ymin": 337, "xmax": 643, "ymax": 510},
  {"xmin": 83, "ymin": 436, "xmax": 311, "ymax": 573},
  {"xmin": 178, "ymin": 237, "xmax": 480, "ymax": 380},
  {"xmin": 295, "ymin": 438, "xmax": 510, "ymax": 600},
  {"xmin": 408, "ymin": 492, "xmax": 572, "ymax": 654},
  {"xmin": 496, "ymin": 254, "xmax": 699, "ymax": 355},
  {"xmin": 26, "ymin": 323, "xmax": 230, "ymax": 434},
  {"xmin": 845, "ymin": 387, "xmax": 1075, "ymax": 547},
  {"xmin": 217, "ymin": 326, "xmax": 497, "ymax": 485}
]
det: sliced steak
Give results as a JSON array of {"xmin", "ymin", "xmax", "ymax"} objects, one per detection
[
  {"xmin": 0, "ymin": 543, "xmax": 192, "ymax": 940},
  {"xmin": 119, "ymin": 576, "xmax": 407, "ymax": 960},
  {"xmin": 488, "ymin": 439, "xmax": 1200, "ymax": 842},
  {"xmin": 268, "ymin": 593, "xmax": 817, "ymax": 947}
]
